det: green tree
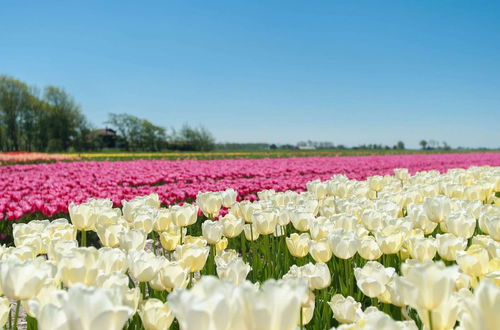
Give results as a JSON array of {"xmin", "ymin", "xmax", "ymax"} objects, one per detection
[
  {"xmin": 106, "ymin": 113, "xmax": 167, "ymax": 151},
  {"xmin": 44, "ymin": 86, "xmax": 86, "ymax": 151},
  {"xmin": 0, "ymin": 75, "xmax": 31, "ymax": 150},
  {"xmin": 174, "ymin": 124, "xmax": 215, "ymax": 151},
  {"xmin": 419, "ymin": 140, "xmax": 428, "ymax": 150}
]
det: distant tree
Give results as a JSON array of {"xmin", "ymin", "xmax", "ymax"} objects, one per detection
[
  {"xmin": 280, "ymin": 144, "xmax": 297, "ymax": 150},
  {"xmin": 215, "ymin": 143, "xmax": 269, "ymax": 150},
  {"xmin": 0, "ymin": 75, "xmax": 31, "ymax": 150},
  {"xmin": 44, "ymin": 86, "xmax": 87, "ymax": 151},
  {"xmin": 106, "ymin": 113, "xmax": 166, "ymax": 151},
  {"xmin": 396, "ymin": 141, "xmax": 405, "ymax": 149},
  {"xmin": 0, "ymin": 76, "xmax": 85, "ymax": 152},
  {"xmin": 175, "ymin": 124, "xmax": 215, "ymax": 151},
  {"xmin": 419, "ymin": 140, "xmax": 428, "ymax": 150},
  {"xmin": 269, "ymin": 144, "xmax": 277, "ymax": 150},
  {"xmin": 428, "ymin": 139, "xmax": 438, "ymax": 149},
  {"xmin": 442, "ymin": 141, "xmax": 452, "ymax": 151}
]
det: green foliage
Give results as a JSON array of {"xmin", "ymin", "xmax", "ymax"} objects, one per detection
[
  {"xmin": 106, "ymin": 113, "xmax": 167, "ymax": 151},
  {"xmin": 170, "ymin": 124, "xmax": 215, "ymax": 151},
  {"xmin": 0, "ymin": 75, "xmax": 90, "ymax": 152}
]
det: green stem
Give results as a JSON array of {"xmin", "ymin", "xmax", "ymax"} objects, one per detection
[
  {"xmin": 240, "ymin": 232, "xmax": 246, "ymax": 262},
  {"xmin": 180, "ymin": 226, "xmax": 183, "ymax": 245},
  {"xmin": 13, "ymin": 300, "xmax": 20, "ymax": 330},
  {"xmin": 300, "ymin": 307, "xmax": 304, "ymax": 330},
  {"xmin": 210, "ymin": 244, "xmax": 216, "ymax": 275},
  {"xmin": 150, "ymin": 231, "xmax": 158, "ymax": 255},
  {"xmin": 81, "ymin": 229, "xmax": 87, "ymax": 247},
  {"xmin": 322, "ymin": 289, "xmax": 330, "ymax": 327},
  {"xmin": 139, "ymin": 282, "xmax": 147, "ymax": 299},
  {"xmin": 8, "ymin": 306, "xmax": 11, "ymax": 330},
  {"xmin": 189, "ymin": 272, "xmax": 194, "ymax": 288},
  {"xmin": 428, "ymin": 310, "xmax": 433, "ymax": 330}
]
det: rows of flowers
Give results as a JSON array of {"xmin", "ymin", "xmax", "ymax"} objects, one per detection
[
  {"xmin": 0, "ymin": 152, "xmax": 76, "ymax": 165},
  {"xmin": 1, "ymin": 153, "xmax": 500, "ymax": 220},
  {"xmin": 0, "ymin": 165, "xmax": 498, "ymax": 329}
]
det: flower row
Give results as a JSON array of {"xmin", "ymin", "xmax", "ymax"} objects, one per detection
[{"xmin": 1, "ymin": 152, "xmax": 499, "ymax": 220}]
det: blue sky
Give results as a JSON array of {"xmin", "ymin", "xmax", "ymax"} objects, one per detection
[{"xmin": 1, "ymin": 1, "xmax": 499, "ymax": 148}]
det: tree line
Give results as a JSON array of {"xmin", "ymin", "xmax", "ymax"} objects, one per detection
[{"xmin": 0, "ymin": 75, "xmax": 215, "ymax": 152}]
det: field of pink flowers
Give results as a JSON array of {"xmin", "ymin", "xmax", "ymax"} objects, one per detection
[{"xmin": 1, "ymin": 152, "xmax": 499, "ymax": 220}]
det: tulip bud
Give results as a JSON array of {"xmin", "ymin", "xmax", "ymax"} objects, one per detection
[
  {"xmin": 159, "ymin": 231, "xmax": 181, "ymax": 251},
  {"xmin": 328, "ymin": 294, "xmax": 362, "ymax": 324},
  {"xmin": 159, "ymin": 261, "xmax": 190, "ymax": 289},
  {"xmin": 286, "ymin": 233, "xmax": 311, "ymax": 258},
  {"xmin": 309, "ymin": 239, "xmax": 332, "ymax": 263},
  {"xmin": 196, "ymin": 192, "xmax": 222, "ymax": 218},
  {"xmin": 485, "ymin": 215, "xmax": 500, "ymax": 241},
  {"xmin": 168, "ymin": 277, "xmax": 250, "ymax": 329},
  {"xmin": 97, "ymin": 223, "xmax": 128, "ymax": 248},
  {"xmin": 171, "ymin": 204, "xmax": 199, "ymax": 227},
  {"xmin": 32, "ymin": 283, "xmax": 133, "ymax": 330},
  {"xmin": 357, "ymin": 236, "xmax": 383, "ymax": 260},
  {"xmin": 436, "ymin": 234, "xmax": 467, "ymax": 261},
  {"xmin": 97, "ymin": 247, "xmax": 128, "ymax": 274},
  {"xmin": 456, "ymin": 245, "xmax": 490, "ymax": 277},
  {"xmin": 220, "ymin": 214, "xmax": 244, "ymax": 238},
  {"xmin": 130, "ymin": 212, "xmax": 155, "ymax": 234},
  {"xmin": 69, "ymin": 202, "xmax": 99, "ymax": 231},
  {"xmin": 201, "ymin": 220, "xmax": 224, "ymax": 244},
  {"xmin": 329, "ymin": 229, "xmax": 358, "ymax": 259},
  {"xmin": 221, "ymin": 188, "xmax": 237, "ymax": 208},
  {"xmin": 394, "ymin": 168, "xmax": 410, "ymax": 181},
  {"xmin": 423, "ymin": 196, "xmax": 451, "ymax": 223},
  {"xmin": 216, "ymin": 257, "xmax": 251, "ymax": 285},
  {"xmin": 290, "ymin": 211, "xmax": 313, "ymax": 232},
  {"xmin": 176, "ymin": 243, "xmax": 210, "ymax": 272},
  {"xmin": 354, "ymin": 261, "xmax": 395, "ymax": 298},
  {"xmin": 139, "ymin": 299, "xmax": 175, "ymax": 330},
  {"xmin": 153, "ymin": 208, "xmax": 172, "ymax": 232},
  {"xmin": 459, "ymin": 279, "xmax": 499, "ymax": 330},
  {"xmin": 367, "ymin": 175, "xmax": 384, "ymax": 192},
  {"xmin": 0, "ymin": 257, "xmax": 52, "ymax": 300},
  {"xmin": 361, "ymin": 209, "xmax": 386, "ymax": 232},
  {"xmin": 216, "ymin": 237, "xmax": 228, "ymax": 254},
  {"xmin": 306, "ymin": 180, "xmax": 328, "ymax": 200},
  {"xmin": 398, "ymin": 261, "xmax": 457, "ymax": 310},
  {"xmin": 445, "ymin": 212, "xmax": 476, "ymax": 239},
  {"xmin": 375, "ymin": 226, "xmax": 404, "ymax": 255},
  {"xmin": 59, "ymin": 247, "xmax": 99, "ymax": 287},
  {"xmin": 243, "ymin": 223, "xmax": 260, "ymax": 241},
  {"xmin": 119, "ymin": 229, "xmax": 147, "ymax": 251},
  {"xmin": 253, "ymin": 209, "xmax": 279, "ymax": 235},
  {"xmin": 128, "ymin": 250, "xmax": 160, "ymax": 282},
  {"xmin": 408, "ymin": 236, "xmax": 437, "ymax": 262}
]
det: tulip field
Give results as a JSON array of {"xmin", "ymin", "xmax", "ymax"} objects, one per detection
[
  {"xmin": 1, "ymin": 153, "xmax": 500, "ymax": 221},
  {"xmin": 0, "ymin": 152, "xmax": 76, "ymax": 165},
  {"xmin": 0, "ymin": 153, "xmax": 499, "ymax": 329}
]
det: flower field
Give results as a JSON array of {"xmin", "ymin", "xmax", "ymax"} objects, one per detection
[
  {"xmin": 0, "ymin": 152, "xmax": 76, "ymax": 165},
  {"xmin": 0, "ymin": 153, "xmax": 499, "ymax": 221},
  {"xmin": 0, "ymin": 159, "xmax": 498, "ymax": 329}
]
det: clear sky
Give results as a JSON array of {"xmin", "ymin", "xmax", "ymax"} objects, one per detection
[{"xmin": 1, "ymin": 1, "xmax": 499, "ymax": 148}]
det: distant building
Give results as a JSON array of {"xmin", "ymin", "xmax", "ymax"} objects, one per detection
[
  {"xmin": 91, "ymin": 128, "xmax": 117, "ymax": 148},
  {"xmin": 298, "ymin": 145, "xmax": 316, "ymax": 150}
]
